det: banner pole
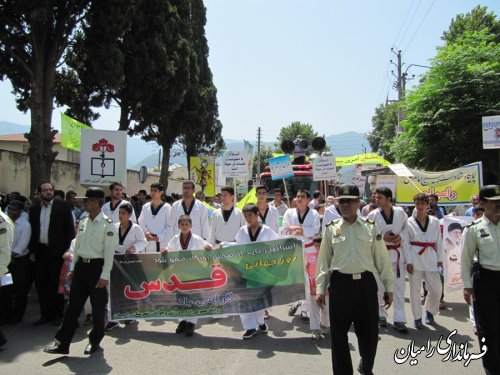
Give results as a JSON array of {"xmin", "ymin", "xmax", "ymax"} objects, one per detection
[
  {"xmin": 405, "ymin": 176, "xmax": 423, "ymax": 193},
  {"xmin": 283, "ymin": 178, "xmax": 291, "ymax": 206}
]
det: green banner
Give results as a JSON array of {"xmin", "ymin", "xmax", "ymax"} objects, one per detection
[
  {"xmin": 110, "ymin": 238, "xmax": 305, "ymax": 320},
  {"xmin": 60, "ymin": 112, "xmax": 91, "ymax": 151}
]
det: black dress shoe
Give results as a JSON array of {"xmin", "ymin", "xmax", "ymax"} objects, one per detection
[
  {"xmin": 44, "ymin": 344, "xmax": 69, "ymax": 355},
  {"xmin": 84, "ymin": 343, "xmax": 100, "ymax": 355},
  {"xmin": 175, "ymin": 320, "xmax": 187, "ymax": 334},
  {"xmin": 185, "ymin": 322, "xmax": 195, "ymax": 337},
  {"xmin": 52, "ymin": 317, "xmax": 63, "ymax": 326},
  {"xmin": 33, "ymin": 316, "xmax": 52, "ymax": 326}
]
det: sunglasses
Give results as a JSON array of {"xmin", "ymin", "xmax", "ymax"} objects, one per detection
[{"xmin": 338, "ymin": 198, "xmax": 359, "ymax": 204}]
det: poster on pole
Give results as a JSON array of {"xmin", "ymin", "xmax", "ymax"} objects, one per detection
[
  {"xmin": 221, "ymin": 151, "xmax": 249, "ymax": 179},
  {"xmin": 482, "ymin": 115, "xmax": 500, "ymax": 149},
  {"xmin": 190, "ymin": 156, "xmax": 216, "ymax": 197},
  {"xmin": 269, "ymin": 155, "xmax": 294, "ymax": 180},
  {"xmin": 80, "ymin": 129, "xmax": 127, "ymax": 186},
  {"xmin": 388, "ymin": 163, "xmax": 414, "ymax": 177},
  {"xmin": 312, "ymin": 156, "xmax": 336, "ymax": 181}
]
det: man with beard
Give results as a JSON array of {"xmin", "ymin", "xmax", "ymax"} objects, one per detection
[{"xmin": 102, "ymin": 182, "xmax": 137, "ymax": 224}]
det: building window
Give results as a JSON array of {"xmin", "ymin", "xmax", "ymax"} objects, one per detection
[{"xmin": 67, "ymin": 150, "xmax": 80, "ymax": 164}]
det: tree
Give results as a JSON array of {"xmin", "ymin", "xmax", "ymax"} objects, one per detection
[
  {"xmin": 0, "ymin": 1, "xmax": 91, "ymax": 194},
  {"xmin": 392, "ymin": 29, "xmax": 500, "ymax": 182},
  {"xmin": 276, "ymin": 121, "xmax": 329, "ymax": 153},
  {"xmin": 367, "ymin": 102, "xmax": 398, "ymax": 162},
  {"xmin": 252, "ymin": 145, "xmax": 275, "ymax": 178},
  {"xmin": 442, "ymin": 5, "xmax": 500, "ymax": 43}
]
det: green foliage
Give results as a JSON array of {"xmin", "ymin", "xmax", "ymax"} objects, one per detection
[
  {"xmin": 252, "ymin": 145, "xmax": 275, "ymax": 177},
  {"xmin": 442, "ymin": 5, "xmax": 500, "ymax": 43},
  {"xmin": 367, "ymin": 102, "xmax": 398, "ymax": 162},
  {"xmin": 276, "ymin": 121, "xmax": 329, "ymax": 153}
]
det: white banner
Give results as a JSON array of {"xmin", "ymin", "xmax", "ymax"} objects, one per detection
[
  {"xmin": 482, "ymin": 115, "xmax": 500, "ymax": 149},
  {"xmin": 221, "ymin": 150, "xmax": 249, "ymax": 179},
  {"xmin": 388, "ymin": 163, "xmax": 414, "ymax": 177},
  {"xmin": 312, "ymin": 156, "xmax": 336, "ymax": 181},
  {"xmin": 80, "ymin": 129, "xmax": 127, "ymax": 187}
]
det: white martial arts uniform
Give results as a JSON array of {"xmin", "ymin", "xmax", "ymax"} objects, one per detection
[
  {"xmin": 167, "ymin": 232, "xmax": 212, "ymax": 325},
  {"xmin": 282, "ymin": 207, "xmax": 321, "ymax": 313},
  {"xmin": 269, "ymin": 201, "xmax": 288, "ymax": 216},
  {"xmin": 367, "ymin": 206, "xmax": 409, "ymax": 323},
  {"xmin": 138, "ymin": 202, "xmax": 172, "ymax": 252},
  {"xmin": 208, "ymin": 206, "xmax": 246, "ymax": 246},
  {"xmin": 170, "ymin": 199, "xmax": 209, "ymax": 239},
  {"xmin": 235, "ymin": 225, "xmax": 279, "ymax": 330},
  {"xmin": 102, "ymin": 200, "xmax": 137, "ymax": 224},
  {"xmin": 404, "ymin": 215, "xmax": 444, "ymax": 321},
  {"xmin": 257, "ymin": 205, "xmax": 280, "ymax": 234}
]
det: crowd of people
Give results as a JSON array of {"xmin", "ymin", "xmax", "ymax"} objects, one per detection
[{"xmin": 0, "ymin": 180, "xmax": 498, "ymax": 375}]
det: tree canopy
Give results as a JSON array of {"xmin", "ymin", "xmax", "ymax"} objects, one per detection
[
  {"xmin": 276, "ymin": 121, "xmax": 329, "ymax": 153},
  {"xmin": 367, "ymin": 102, "xmax": 398, "ymax": 162}
]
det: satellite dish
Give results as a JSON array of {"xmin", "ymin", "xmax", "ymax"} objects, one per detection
[
  {"xmin": 281, "ymin": 140, "xmax": 295, "ymax": 154},
  {"xmin": 312, "ymin": 137, "xmax": 326, "ymax": 151},
  {"xmin": 139, "ymin": 166, "xmax": 148, "ymax": 184}
]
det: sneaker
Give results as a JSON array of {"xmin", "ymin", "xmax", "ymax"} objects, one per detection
[
  {"xmin": 258, "ymin": 323, "xmax": 268, "ymax": 334},
  {"xmin": 311, "ymin": 330, "xmax": 321, "ymax": 340},
  {"xmin": 393, "ymin": 322, "xmax": 409, "ymax": 333},
  {"xmin": 288, "ymin": 302, "xmax": 301, "ymax": 316},
  {"xmin": 414, "ymin": 319, "xmax": 424, "ymax": 329},
  {"xmin": 425, "ymin": 311, "xmax": 435, "ymax": 325},
  {"xmin": 300, "ymin": 311, "xmax": 310, "ymax": 323},
  {"xmin": 175, "ymin": 320, "xmax": 187, "ymax": 334},
  {"xmin": 378, "ymin": 317, "xmax": 388, "ymax": 327},
  {"xmin": 104, "ymin": 321, "xmax": 119, "ymax": 331},
  {"xmin": 185, "ymin": 322, "xmax": 195, "ymax": 337},
  {"xmin": 242, "ymin": 329, "xmax": 258, "ymax": 340},
  {"xmin": 84, "ymin": 314, "xmax": 92, "ymax": 326}
]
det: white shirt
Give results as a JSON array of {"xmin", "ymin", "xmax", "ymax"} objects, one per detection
[
  {"xmin": 39, "ymin": 200, "xmax": 53, "ymax": 244},
  {"xmin": 167, "ymin": 232, "xmax": 210, "ymax": 251},
  {"xmin": 367, "ymin": 206, "xmax": 409, "ymax": 264},
  {"xmin": 322, "ymin": 205, "xmax": 341, "ymax": 233},
  {"xmin": 12, "ymin": 217, "xmax": 31, "ymax": 257},
  {"xmin": 102, "ymin": 200, "xmax": 137, "ymax": 224},
  {"xmin": 257, "ymin": 205, "xmax": 280, "ymax": 234},
  {"xmin": 170, "ymin": 199, "xmax": 209, "ymax": 239},
  {"xmin": 269, "ymin": 201, "xmax": 288, "ymax": 216},
  {"xmin": 282, "ymin": 207, "xmax": 321, "ymax": 241},
  {"xmin": 308, "ymin": 199, "xmax": 320, "ymax": 209},
  {"xmin": 235, "ymin": 224, "xmax": 280, "ymax": 244},
  {"xmin": 115, "ymin": 222, "xmax": 147, "ymax": 254},
  {"xmin": 208, "ymin": 206, "xmax": 246, "ymax": 246},
  {"xmin": 404, "ymin": 215, "xmax": 444, "ymax": 271},
  {"xmin": 138, "ymin": 201, "xmax": 172, "ymax": 252}
]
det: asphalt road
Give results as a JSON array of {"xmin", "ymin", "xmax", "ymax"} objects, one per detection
[{"xmin": 0, "ymin": 282, "xmax": 484, "ymax": 375}]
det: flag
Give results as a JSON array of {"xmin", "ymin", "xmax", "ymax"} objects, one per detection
[
  {"xmin": 61, "ymin": 113, "xmax": 91, "ymax": 151},
  {"xmin": 236, "ymin": 187, "xmax": 257, "ymax": 209}
]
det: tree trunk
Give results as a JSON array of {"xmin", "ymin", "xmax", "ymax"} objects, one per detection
[
  {"xmin": 118, "ymin": 100, "xmax": 130, "ymax": 131},
  {"xmin": 159, "ymin": 140, "xmax": 172, "ymax": 191}
]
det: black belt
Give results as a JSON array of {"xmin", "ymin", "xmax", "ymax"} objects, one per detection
[
  {"xmin": 79, "ymin": 258, "xmax": 104, "ymax": 264},
  {"xmin": 331, "ymin": 270, "xmax": 371, "ymax": 280},
  {"xmin": 151, "ymin": 234, "xmax": 160, "ymax": 252}
]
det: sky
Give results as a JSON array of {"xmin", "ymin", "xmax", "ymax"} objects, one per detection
[{"xmin": 0, "ymin": 0, "xmax": 499, "ymax": 143}]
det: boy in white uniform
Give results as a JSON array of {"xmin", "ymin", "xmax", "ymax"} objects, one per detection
[
  {"xmin": 170, "ymin": 181, "xmax": 209, "ymax": 239},
  {"xmin": 161, "ymin": 215, "xmax": 212, "ymax": 336},
  {"xmin": 208, "ymin": 186, "xmax": 245, "ymax": 246},
  {"xmin": 404, "ymin": 193, "xmax": 444, "ymax": 328},
  {"xmin": 255, "ymin": 185, "xmax": 280, "ymax": 234}
]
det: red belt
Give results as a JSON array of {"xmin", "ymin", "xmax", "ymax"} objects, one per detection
[
  {"xmin": 386, "ymin": 244, "xmax": 401, "ymax": 277},
  {"xmin": 304, "ymin": 242, "xmax": 315, "ymax": 248},
  {"xmin": 410, "ymin": 241, "xmax": 436, "ymax": 255}
]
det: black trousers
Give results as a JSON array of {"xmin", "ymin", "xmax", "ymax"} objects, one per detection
[
  {"xmin": 34, "ymin": 246, "xmax": 64, "ymax": 319},
  {"xmin": 329, "ymin": 271, "xmax": 379, "ymax": 375},
  {"xmin": 0, "ymin": 255, "xmax": 33, "ymax": 321},
  {"xmin": 474, "ymin": 268, "xmax": 500, "ymax": 375},
  {"xmin": 55, "ymin": 259, "xmax": 107, "ymax": 347}
]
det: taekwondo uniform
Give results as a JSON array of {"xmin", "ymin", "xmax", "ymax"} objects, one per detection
[
  {"xmin": 138, "ymin": 202, "xmax": 172, "ymax": 252},
  {"xmin": 170, "ymin": 199, "xmax": 209, "ymax": 239}
]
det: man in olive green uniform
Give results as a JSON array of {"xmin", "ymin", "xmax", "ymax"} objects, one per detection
[
  {"xmin": 461, "ymin": 185, "xmax": 500, "ymax": 375},
  {"xmin": 0, "ymin": 207, "xmax": 14, "ymax": 348},
  {"xmin": 316, "ymin": 185, "xmax": 393, "ymax": 375},
  {"xmin": 45, "ymin": 187, "xmax": 118, "ymax": 355}
]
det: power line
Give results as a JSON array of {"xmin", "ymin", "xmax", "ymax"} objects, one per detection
[
  {"xmin": 392, "ymin": 0, "xmax": 418, "ymax": 47},
  {"xmin": 395, "ymin": 0, "xmax": 423, "ymax": 48},
  {"xmin": 403, "ymin": 0, "xmax": 436, "ymax": 52}
]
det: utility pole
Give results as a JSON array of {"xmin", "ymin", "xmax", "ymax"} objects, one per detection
[{"xmin": 256, "ymin": 127, "xmax": 261, "ymax": 183}]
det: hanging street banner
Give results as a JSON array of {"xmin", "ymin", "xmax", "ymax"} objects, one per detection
[
  {"xmin": 110, "ymin": 238, "xmax": 305, "ymax": 320},
  {"xmin": 190, "ymin": 156, "xmax": 216, "ymax": 197},
  {"xmin": 221, "ymin": 150, "xmax": 249, "ymax": 179},
  {"xmin": 80, "ymin": 129, "xmax": 127, "ymax": 186},
  {"xmin": 395, "ymin": 162, "xmax": 482, "ymax": 205},
  {"xmin": 269, "ymin": 155, "xmax": 294, "ymax": 180},
  {"xmin": 312, "ymin": 155, "xmax": 336, "ymax": 181},
  {"xmin": 335, "ymin": 153, "xmax": 390, "ymax": 167},
  {"xmin": 482, "ymin": 115, "xmax": 500, "ymax": 149},
  {"xmin": 60, "ymin": 113, "xmax": 91, "ymax": 151},
  {"xmin": 442, "ymin": 216, "xmax": 474, "ymax": 292}
]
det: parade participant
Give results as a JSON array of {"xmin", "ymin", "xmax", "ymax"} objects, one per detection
[
  {"xmin": 361, "ymin": 191, "xmax": 378, "ymax": 218},
  {"xmin": 404, "ymin": 193, "xmax": 444, "ymax": 329},
  {"xmin": 464, "ymin": 194, "xmax": 480, "ymax": 216},
  {"xmin": 105, "ymin": 203, "xmax": 147, "ymax": 331},
  {"xmin": 161, "ymin": 215, "xmax": 212, "ymax": 337},
  {"xmin": 308, "ymin": 190, "xmax": 322, "ymax": 209},
  {"xmin": 269, "ymin": 188, "xmax": 288, "ymax": 216},
  {"xmin": 234, "ymin": 204, "xmax": 279, "ymax": 339},
  {"xmin": 428, "ymin": 194, "xmax": 445, "ymax": 219},
  {"xmin": 29, "ymin": 182, "xmax": 75, "ymax": 326},
  {"xmin": 316, "ymin": 184, "xmax": 393, "ymax": 375},
  {"xmin": 171, "ymin": 181, "xmax": 209, "ymax": 239},
  {"xmin": 44, "ymin": 187, "xmax": 118, "ymax": 355},
  {"xmin": 0, "ymin": 206, "xmax": 14, "ymax": 348},
  {"xmin": 138, "ymin": 183, "xmax": 172, "ymax": 252},
  {"xmin": 307, "ymin": 235, "xmax": 329, "ymax": 340},
  {"xmin": 282, "ymin": 189, "xmax": 320, "ymax": 322},
  {"xmin": 102, "ymin": 182, "xmax": 137, "ymax": 224},
  {"xmin": 255, "ymin": 185, "xmax": 280, "ymax": 234},
  {"xmin": 208, "ymin": 186, "xmax": 245, "ymax": 247},
  {"xmin": 326, "ymin": 196, "xmax": 335, "ymax": 207},
  {"xmin": 322, "ymin": 199, "xmax": 341, "ymax": 234},
  {"xmin": 367, "ymin": 187, "xmax": 409, "ymax": 333},
  {"xmin": 461, "ymin": 185, "xmax": 500, "ymax": 375},
  {"xmin": 0, "ymin": 201, "xmax": 31, "ymax": 325}
]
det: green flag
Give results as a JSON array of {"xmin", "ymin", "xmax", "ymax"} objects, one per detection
[{"xmin": 60, "ymin": 113, "xmax": 91, "ymax": 151}]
